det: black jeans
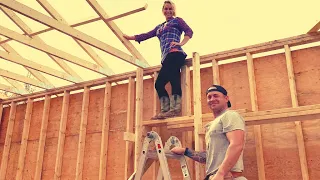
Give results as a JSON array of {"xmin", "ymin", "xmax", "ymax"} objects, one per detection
[{"xmin": 155, "ymin": 52, "xmax": 186, "ymax": 98}]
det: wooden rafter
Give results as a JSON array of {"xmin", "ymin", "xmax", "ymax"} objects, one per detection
[
  {"xmin": 0, "ymin": 6, "xmax": 83, "ymax": 80},
  {"xmin": 0, "ymin": 50, "xmax": 82, "ymax": 83},
  {"xmin": 0, "ymin": 0, "xmax": 149, "ymax": 68},
  {"xmin": 0, "ymin": 83, "xmax": 27, "ymax": 95},
  {"xmin": 0, "ymin": 68, "xmax": 53, "ymax": 89},
  {"xmin": 86, "ymin": 0, "xmax": 149, "ymax": 65},
  {"xmin": 36, "ymin": 0, "xmax": 114, "ymax": 75},
  {"xmin": 0, "ymin": 4, "xmax": 148, "ymax": 45},
  {"xmin": 0, "ymin": 38, "xmax": 55, "ymax": 87},
  {"xmin": 0, "ymin": 25, "xmax": 111, "ymax": 76},
  {"xmin": 3, "ymin": 78, "xmax": 29, "ymax": 94}
]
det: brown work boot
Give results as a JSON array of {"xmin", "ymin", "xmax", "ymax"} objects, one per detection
[
  {"xmin": 163, "ymin": 94, "xmax": 181, "ymax": 118},
  {"xmin": 151, "ymin": 96, "xmax": 170, "ymax": 120}
]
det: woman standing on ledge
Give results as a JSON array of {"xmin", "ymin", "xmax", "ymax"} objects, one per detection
[{"xmin": 124, "ymin": 0, "xmax": 193, "ymax": 119}]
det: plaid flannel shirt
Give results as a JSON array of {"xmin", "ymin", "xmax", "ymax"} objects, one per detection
[{"xmin": 135, "ymin": 17, "xmax": 193, "ymax": 63}]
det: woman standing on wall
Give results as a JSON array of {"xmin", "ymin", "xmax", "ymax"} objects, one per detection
[{"xmin": 124, "ymin": 0, "xmax": 193, "ymax": 119}]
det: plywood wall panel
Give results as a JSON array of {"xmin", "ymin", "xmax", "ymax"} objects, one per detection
[
  {"xmin": 0, "ymin": 108, "xmax": 10, "ymax": 164},
  {"xmin": 28, "ymin": 101, "xmax": 44, "ymax": 141},
  {"xmin": 22, "ymin": 140, "xmax": 39, "ymax": 179},
  {"xmin": 65, "ymin": 93, "xmax": 82, "ymax": 136},
  {"xmin": 11, "ymin": 104, "xmax": 26, "ymax": 142},
  {"xmin": 61, "ymin": 135, "xmax": 79, "ymax": 179},
  {"xmin": 262, "ymin": 122, "xmax": 302, "ymax": 180},
  {"xmin": 87, "ymin": 88, "xmax": 104, "ymax": 133},
  {"xmin": 83, "ymin": 133, "xmax": 102, "ymax": 179},
  {"xmin": 255, "ymin": 53, "xmax": 292, "ymax": 110},
  {"xmin": 42, "ymin": 137, "xmax": 58, "ymax": 179},
  {"xmin": 46, "ymin": 96, "xmax": 63, "ymax": 139}
]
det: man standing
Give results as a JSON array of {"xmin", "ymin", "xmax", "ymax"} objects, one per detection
[{"xmin": 171, "ymin": 85, "xmax": 247, "ymax": 180}]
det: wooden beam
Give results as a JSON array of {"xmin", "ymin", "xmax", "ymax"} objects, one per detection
[
  {"xmin": 0, "ymin": 39, "xmax": 55, "ymax": 87},
  {"xmin": 284, "ymin": 45, "xmax": 309, "ymax": 180},
  {"xmin": 0, "ymin": 68, "xmax": 53, "ymax": 89},
  {"xmin": 254, "ymin": 125, "xmax": 266, "ymax": 180},
  {"xmin": 34, "ymin": 95, "xmax": 51, "ymax": 180},
  {"xmin": 0, "ymin": 6, "xmax": 83, "ymax": 79},
  {"xmin": 0, "ymin": 4, "xmax": 148, "ymax": 45},
  {"xmin": 246, "ymin": 52, "xmax": 258, "ymax": 111},
  {"xmin": 0, "ymin": 26, "xmax": 110, "ymax": 76},
  {"xmin": 134, "ymin": 68, "xmax": 144, "ymax": 170},
  {"xmin": 308, "ymin": 20, "xmax": 320, "ymax": 34},
  {"xmin": 192, "ymin": 52, "xmax": 205, "ymax": 180},
  {"xmin": 0, "ymin": 50, "xmax": 81, "ymax": 83},
  {"xmin": 35, "ymin": 0, "xmax": 114, "ymax": 75},
  {"xmin": 86, "ymin": 0, "xmax": 149, "ymax": 66},
  {"xmin": 16, "ymin": 99, "xmax": 33, "ymax": 180},
  {"xmin": 99, "ymin": 82, "xmax": 111, "ymax": 180},
  {"xmin": 0, "ymin": 103, "xmax": 3, "ymax": 125},
  {"xmin": 54, "ymin": 91, "xmax": 70, "ymax": 180},
  {"xmin": 199, "ymin": 31, "xmax": 320, "ymax": 64},
  {"xmin": 0, "ymin": 0, "xmax": 149, "ymax": 68},
  {"xmin": 0, "ymin": 83, "xmax": 27, "ymax": 95},
  {"xmin": 124, "ymin": 77, "xmax": 135, "ymax": 180},
  {"xmin": 0, "ymin": 102, "xmax": 16, "ymax": 179},
  {"xmin": 212, "ymin": 59, "xmax": 220, "ymax": 85},
  {"xmin": 76, "ymin": 87, "xmax": 90, "ymax": 180},
  {"xmin": 3, "ymin": 78, "xmax": 29, "ymax": 94}
]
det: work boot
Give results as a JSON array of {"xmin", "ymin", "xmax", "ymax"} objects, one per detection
[
  {"xmin": 163, "ymin": 94, "xmax": 181, "ymax": 118},
  {"xmin": 151, "ymin": 96, "xmax": 170, "ymax": 120}
]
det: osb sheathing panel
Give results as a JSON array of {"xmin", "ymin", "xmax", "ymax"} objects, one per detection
[{"xmin": 0, "ymin": 46, "xmax": 320, "ymax": 179}]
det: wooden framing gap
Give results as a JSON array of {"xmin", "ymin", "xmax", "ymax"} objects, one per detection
[
  {"xmin": 0, "ymin": 102, "xmax": 17, "ymax": 179},
  {"xmin": 16, "ymin": 99, "xmax": 33, "ymax": 180},
  {"xmin": 34, "ymin": 95, "xmax": 51, "ymax": 180}
]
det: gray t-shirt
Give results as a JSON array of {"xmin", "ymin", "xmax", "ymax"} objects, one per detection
[{"xmin": 204, "ymin": 110, "xmax": 246, "ymax": 175}]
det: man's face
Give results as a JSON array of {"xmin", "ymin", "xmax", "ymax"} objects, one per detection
[{"xmin": 206, "ymin": 91, "xmax": 229, "ymax": 111}]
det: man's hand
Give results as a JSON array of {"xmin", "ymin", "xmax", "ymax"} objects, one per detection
[{"xmin": 170, "ymin": 147, "xmax": 185, "ymax": 155}]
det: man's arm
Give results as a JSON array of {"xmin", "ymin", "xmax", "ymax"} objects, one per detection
[
  {"xmin": 170, "ymin": 147, "xmax": 207, "ymax": 164},
  {"xmin": 215, "ymin": 130, "xmax": 245, "ymax": 176}
]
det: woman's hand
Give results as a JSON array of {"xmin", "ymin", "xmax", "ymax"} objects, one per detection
[{"xmin": 170, "ymin": 41, "xmax": 183, "ymax": 48}]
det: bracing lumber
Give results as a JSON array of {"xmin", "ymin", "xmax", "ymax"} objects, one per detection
[
  {"xmin": 212, "ymin": 59, "xmax": 220, "ymax": 85},
  {"xmin": 0, "ymin": 0, "xmax": 149, "ymax": 68},
  {"xmin": 0, "ymin": 39, "xmax": 55, "ymax": 87},
  {"xmin": 0, "ymin": 4, "xmax": 148, "ymax": 45},
  {"xmin": 0, "ymin": 83, "xmax": 27, "ymax": 95},
  {"xmin": 0, "ymin": 102, "xmax": 16, "ymax": 179},
  {"xmin": 0, "ymin": 25, "xmax": 110, "ymax": 76},
  {"xmin": 34, "ymin": 95, "xmax": 51, "ymax": 180},
  {"xmin": 86, "ymin": 0, "xmax": 149, "ymax": 66},
  {"xmin": 16, "ymin": 99, "xmax": 33, "ymax": 180},
  {"xmin": 36, "ymin": 0, "xmax": 114, "ymax": 75},
  {"xmin": 0, "ymin": 6, "xmax": 83, "ymax": 79},
  {"xmin": 308, "ymin": 20, "xmax": 320, "ymax": 34},
  {"xmin": 254, "ymin": 126, "xmax": 266, "ymax": 180},
  {"xmin": 76, "ymin": 87, "xmax": 90, "ymax": 179},
  {"xmin": 0, "ymin": 68, "xmax": 53, "ymax": 89},
  {"xmin": 0, "ymin": 50, "xmax": 82, "ymax": 83},
  {"xmin": 54, "ymin": 91, "xmax": 70, "ymax": 180},
  {"xmin": 2, "ymin": 78, "xmax": 29, "ymax": 94},
  {"xmin": 99, "ymin": 82, "xmax": 111, "ymax": 180}
]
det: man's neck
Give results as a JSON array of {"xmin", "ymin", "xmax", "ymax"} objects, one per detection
[{"xmin": 213, "ymin": 107, "xmax": 228, "ymax": 118}]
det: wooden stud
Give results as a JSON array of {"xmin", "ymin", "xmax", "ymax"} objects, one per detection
[
  {"xmin": 253, "ymin": 125, "xmax": 266, "ymax": 180},
  {"xmin": 284, "ymin": 45, "xmax": 309, "ymax": 180},
  {"xmin": 124, "ymin": 77, "xmax": 135, "ymax": 180},
  {"xmin": 76, "ymin": 87, "xmax": 90, "ymax": 180},
  {"xmin": 0, "ymin": 102, "xmax": 16, "ymax": 180},
  {"xmin": 0, "ymin": 0, "xmax": 149, "ymax": 68},
  {"xmin": 0, "ymin": 68, "xmax": 52, "ymax": 89},
  {"xmin": 212, "ymin": 59, "xmax": 220, "ymax": 85},
  {"xmin": 134, "ymin": 68, "xmax": 144, "ymax": 170},
  {"xmin": 0, "ymin": 50, "xmax": 81, "ymax": 83},
  {"xmin": 0, "ymin": 39, "xmax": 54, "ymax": 87},
  {"xmin": 54, "ymin": 91, "xmax": 70, "ymax": 180},
  {"xmin": 152, "ymin": 72, "xmax": 160, "ymax": 180},
  {"xmin": 0, "ymin": 6, "xmax": 83, "ymax": 79},
  {"xmin": 16, "ymin": 99, "xmax": 34, "ymax": 180},
  {"xmin": 99, "ymin": 82, "xmax": 112, "ymax": 180},
  {"xmin": 192, "ymin": 52, "xmax": 205, "ymax": 180},
  {"xmin": 36, "ymin": 0, "xmax": 114, "ymax": 75},
  {"xmin": 0, "ymin": 103, "xmax": 3, "ymax": 125},
  {"xmin": 34, "ymin": 95, "xmax": 51, "ymax": 180},
  {"xmin": 86, "ymin": 0, "xmax": 149, "ymax": 66}
]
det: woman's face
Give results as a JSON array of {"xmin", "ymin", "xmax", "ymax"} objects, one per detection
[{"xmin": 162, "ymin": 3, "xmax": 175, "ymax": 19}]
